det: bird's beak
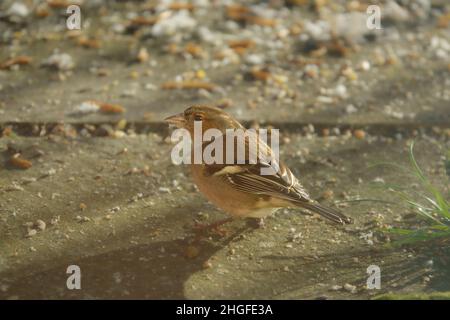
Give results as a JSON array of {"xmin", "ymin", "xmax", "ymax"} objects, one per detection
[{"xmin": 164, "ymin": 113, "xmax": 185, "ymax": 127}]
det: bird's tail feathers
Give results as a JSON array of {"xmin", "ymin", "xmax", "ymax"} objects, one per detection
[{"xmin": 298, "ymin": 202, "xmax": 353, "ymax": 225}]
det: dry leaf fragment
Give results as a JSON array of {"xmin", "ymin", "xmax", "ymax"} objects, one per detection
[
  {"xmin": 245, "ymin": 15, "xmax": 277, "ymax": 27},
  {"xmin": 129, "ymin": 16, "xmax": 159, "ymax": 26},
  {"xmin": 70, "ymin": 101, "xmax": 125, "ymax": 116},
  {"xmin": 99, "ymin": 102, "xmax": 126, "ymax": 114},
  {"xmin": 326, "ymin": 40, "xmax": 350, "ymax": 57},
  {"xmin": 10, "ymin": 154, "xmax": 32, "ymax": 170},
  {"xmin": 230, "ymin": 47, "xmax": 246, "ymax": 55},
  {"xmin": 250, "ymin": 67, "xmax": 271, "ymax": 81},
  {"xmin": 66, "ymin": 30, "xmax": 83, "ymax": 39},
  {"xmin": 35, "ymin": 4, "xmax": 50, "ymax": 17},
  {"xmin": 228, "ymin": 39, "xmax": 255, "ymax": 55},
  {"xmin": 47, "ymin": 0, "xmax": 70, "ymax": 8},
  {"xmin": 169, "ymin": 3, "xmax": 195, "ymax": 11},
  {"xmin": 226, "ymin": 5, "xmax": 277, "ymax": 27},
  {"xmin": 437, "ymin": 13, "xmax": 450, "ymax": 28},
  {"xmin": 77, "ymin": 37, "xmax": 101, "ymax": 49},
  {"xmin": 2, "ymin": 127, "xmax": 14, "ymax": 137},
  {"xmin": 226, "ymin": 4, "xmax": 250, "ymax": 21},
  {"xmin": 308, "ymin": 46, "xmax": 327, "ymax": 58},
  {"xmin": 0, "ymin": 56, "xmax": 32, "ymax": 69},
  {"xmin": 184, "ymin": 43, "xmax": 204, "ymax": 58},
  {"xmin": 161, "ymin": 81, "xmax": 217, "ymax": 91},
  {"xmin": 228, "ymin": 39, "xmax": 255, "ymax": 49}
]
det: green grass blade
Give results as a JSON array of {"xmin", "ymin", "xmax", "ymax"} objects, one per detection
[{"xmin": 408, "ymin": 142, "xmax": 450, "ymax": 219}]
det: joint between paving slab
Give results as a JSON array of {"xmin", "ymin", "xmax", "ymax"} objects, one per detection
[{"xmin": 0, "ymin": 120, "xmax": 449, "ymax": 139}]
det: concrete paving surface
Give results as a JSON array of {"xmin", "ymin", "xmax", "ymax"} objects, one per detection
[{"xmin": 0, "ymin": 0, "xmax": 449, "ymax": 299}]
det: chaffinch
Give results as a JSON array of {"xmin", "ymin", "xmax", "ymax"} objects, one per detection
[{"xmin": 165, "ymin": 105, "xmax": 352, "ymax": 227}]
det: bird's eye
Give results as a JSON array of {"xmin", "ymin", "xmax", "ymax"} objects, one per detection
[{"xmin": 194, "ymin": 114, "xmax": 203, "ymax": 121}]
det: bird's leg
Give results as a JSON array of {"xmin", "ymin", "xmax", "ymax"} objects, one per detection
[{"xmin": 194, "ymin": 217, "xmax": 233, "ymax": 235}]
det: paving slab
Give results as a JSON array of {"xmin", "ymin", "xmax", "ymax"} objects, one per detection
[
  {"xmin": 0, "ymin": 1, "xmax": 449, "ymax": 126},
  {"xmin": 0, "ymin": 133, "xmax": 448, "ymax": 299},
  {"xmin": 0, "ymin": 0, "xmax": 449, "ymax": 301}
]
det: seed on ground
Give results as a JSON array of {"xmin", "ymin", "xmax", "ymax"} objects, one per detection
[{"xmin": 353, "ymin": 129, "xmax": 366, "ymax": 140}]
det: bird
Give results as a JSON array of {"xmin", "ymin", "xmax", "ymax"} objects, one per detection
[{"xmin": 164, "ymin": 105, "xmax": 352, "ymax": 229}]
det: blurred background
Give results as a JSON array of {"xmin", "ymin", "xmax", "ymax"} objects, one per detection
[{"xmin": 0, "ymin": 0, "xmax": 449, "ymax": 299}]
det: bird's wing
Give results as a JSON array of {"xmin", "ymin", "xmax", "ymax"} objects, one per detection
[
  {"xmin": 222, "ymin": 162, "xmax": 311, "ymax": 203},
  {"xmin": 202, "ymin": 131, "xmax": 311, "ymax": 203}
]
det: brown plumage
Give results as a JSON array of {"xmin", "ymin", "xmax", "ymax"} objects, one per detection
[{"xmin": 165, "ymin": 105, "xmax": 352, "ymax": 225}]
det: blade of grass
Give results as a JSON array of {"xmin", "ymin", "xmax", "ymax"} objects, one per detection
[
  {"xmin": 409, "ymin": 142, "xmax": 450, "ymax": 219},
  {"xmin": 390, "ymin": 189, "xmax": 445, "ymax": 225},
  {"xmin": 333, "ymin": 198, "xmax": 395, "ymax": 205}
]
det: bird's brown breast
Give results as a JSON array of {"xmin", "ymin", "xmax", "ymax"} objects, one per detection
[{"xmin": 190, "ymin": 164, "xmax": 281, "ymax": 218}]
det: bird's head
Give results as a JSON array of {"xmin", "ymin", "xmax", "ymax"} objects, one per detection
[{"xmin": 164, "ymin": 105, "xmax": 243, "ymax": 134}]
